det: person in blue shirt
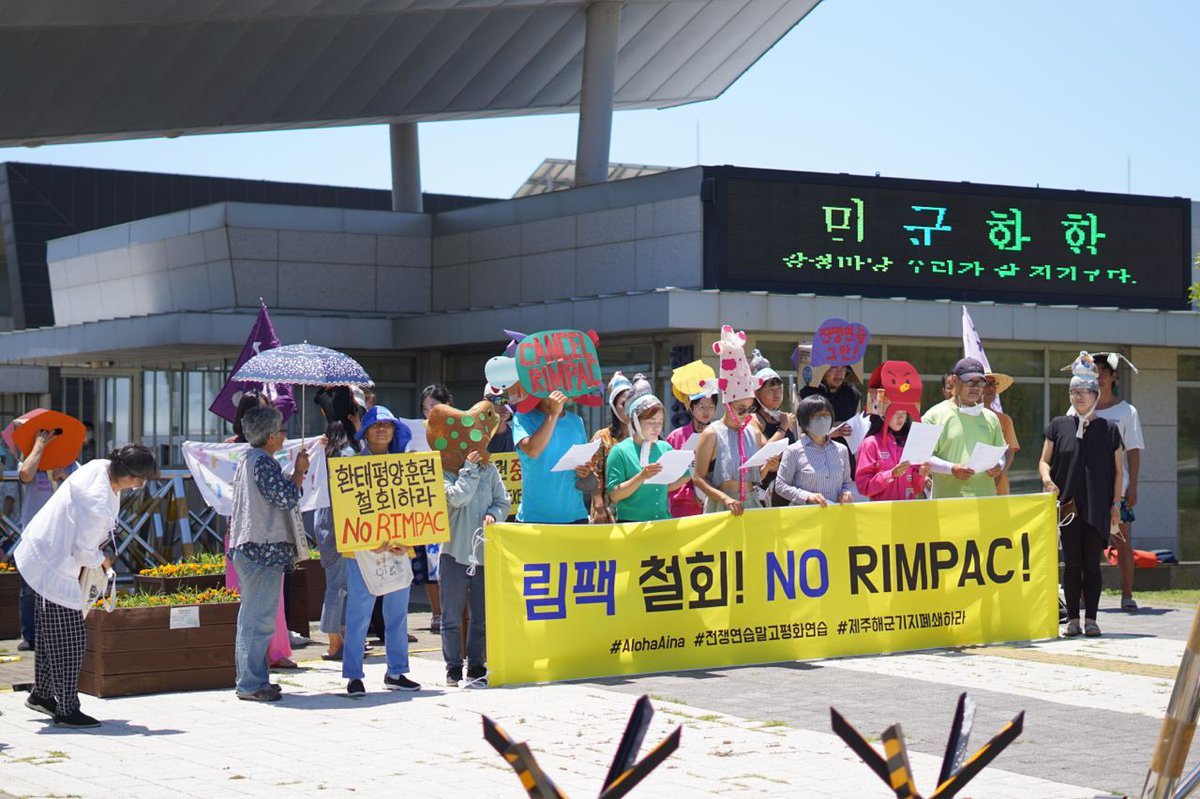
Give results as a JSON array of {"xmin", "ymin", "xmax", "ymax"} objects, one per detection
[{"xmin": 512, "ymin": 389, "xmax": 591, "ymax": 524}]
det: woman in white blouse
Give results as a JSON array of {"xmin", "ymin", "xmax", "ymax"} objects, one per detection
[
  {"xmin": 14, "ymin": 443, "xmax": 157, "ymax": 728},
  {"xmin": 775, "ymin": 396, "xmax": 854, "ymax": 507}
]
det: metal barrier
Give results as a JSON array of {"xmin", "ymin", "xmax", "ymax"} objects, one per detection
[{"xmin": 1, "ymin": 470, "xmax": 226, "ymax": 576}]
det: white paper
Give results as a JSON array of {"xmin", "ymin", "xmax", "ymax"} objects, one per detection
[
  {"xmin": 169, "ymin": 606, "xmax": 200, "ymax": 630},
  {"xmin": 643, "ymin": 450, "xmax": 695, "ymax": 485},
  {"xmin": 966, "ymin": 443, "xmax": 1008, "ymax": 473},
  {"xmin": 402, "ymin": 418, "xmax": 430, "ymax": 451},
  {"xmin": 550, "ymin": 440, "xmax": 601, "ymax": 472},
  {"xmin": 680, "ymin": 433, "xmax": 702, "ymax": 452},
  {"xmin": 898, "ymin": 422, "xmax": 944, "ymax": 466},
  {"xmin": 740, "ymin": 438, "xmax": 790, "ymax": 470},
  {"xmin": 844, "ymin": 414, "xmax": 871, "ymax": 455}
]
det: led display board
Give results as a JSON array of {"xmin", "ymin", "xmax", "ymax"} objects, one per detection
[{"xmin": 703, "ymin": 167, "xmax": 1191, "ymax": 310}]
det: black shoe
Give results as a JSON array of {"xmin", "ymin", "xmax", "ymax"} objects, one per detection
[
  {"xmin": 53, "ymin": 709, "xmax": 101, "ymax": 728},
  {"xmin": 347, "ymin": 679, "xmax": 366, "ymax": 698},
  {"xmin": 446, "ymin": 666, "xmax": 463, "ymax": 686},
  {"xmin": 383, "ymin": 673, "xmax": 420, "ymax": 692},
  {"xmin": 464, "ymin": 665, "xmax": 488, "ymax": 689},
  {"xmin": 17, "ymin": 640, "xmax": 32, "ymax": 652},
  {"xmin": 268, "ymin": 683, "xmax": 282, "ymax": 696},
  {"xmin": 236, "ymin": 688, "xmax": 281, "ymax": 702},
  {"xmin": 407, "ymin": 633, "xmax": 417, "ymax": 643},
  {"xmin": 25, "ymin": 693, "xmax": 56, "ymax": 717}
]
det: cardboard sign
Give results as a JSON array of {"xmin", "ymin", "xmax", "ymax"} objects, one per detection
[
  {"xmin": 329, "ymin": 452, "xmax": 450, "ymax": 552},
  {"xmin": 812, "ymin": 318, "xmax": 870, "ymax": 367},
  {"xmin": 491, "ymin": 452, "xmax": 523, "ymax": 519},
  {"xmin": 514, "ymin": 329, "xmax": 603, "ymax": 398}
]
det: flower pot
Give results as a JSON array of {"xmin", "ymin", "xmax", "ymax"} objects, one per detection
[
  {"xmin": 285, "ymin": 559, "xmax": 325, "ymax": 637},
  {"xmin": 80, "ymin": 602, "xmax": 239, "ymax": 698},
  {"xmin": 0, "ymin": 571, "xmax": 20, "ymax": 639},
  {"xmin": 133, "ymin": 573, "xmax": 227, "ymax": 594}
]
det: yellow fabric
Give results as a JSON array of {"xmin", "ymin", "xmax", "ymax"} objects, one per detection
[
  {"xmin": 486, "ymin": 494, "xmax": 1058, "ymax": 686},
  {"xmin": 670, "ymin": 360, "xmax": 716, "ymax": 406}
]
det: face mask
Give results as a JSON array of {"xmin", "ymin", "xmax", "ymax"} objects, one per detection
[
  {"xmin": 807, "ymin": 417, "xmax": 833, "ymax": 438},
  {"xmin": 957, "ymin": 403, "xmax": 983, "ymax": 417},
  {"xmin": 758, "ymin": 404, "xmax": 782, "ymax": 422}
]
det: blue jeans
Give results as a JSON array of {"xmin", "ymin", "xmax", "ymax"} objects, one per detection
[
  {"xmin": 231, "ymin": 549, "xmax": 284, "ymax": 695},
  {"xmin": 343, "ymin": 558, "xmax": 410, "ymax": 681},
  {"xmin": 18, "ymin": 574, "xmax": 35, "ymax": 645},
  {"xmin": 439, "ymin": 555, "xmax": 486, "ymax": 671},
  {"xmin": 319, "ymin": 556, "xmax": 347, "ymax": 635}
]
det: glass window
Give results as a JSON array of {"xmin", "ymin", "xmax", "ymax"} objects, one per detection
[
  {"xmin": 885, "ymin": 344, "xmax": 960, "ymax": 376},
  {"xmin": 1179, "ymin": 386, "xmax": 1200, "ymax": 559},
  {"xmin": 999, "ymin": 382, "xmax": 1045, "ymax": 494},
  {"xmin": 1180, "ymin": 354, "xmax": 1200, "ymax": 382},
  {"xmin": 986, "ymin": 348, "xmax": 1043, "ymax": 378},
  {"xmin": 752, "ymin": 341, "xmax": 795, "ymax": 374}
]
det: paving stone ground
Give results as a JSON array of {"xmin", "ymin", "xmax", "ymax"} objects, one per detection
[{"xmin": 0, "ymin": 597, "xmax": 1192, "ymax": 798}]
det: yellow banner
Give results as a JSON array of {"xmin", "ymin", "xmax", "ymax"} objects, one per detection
[
  {"xmin": 490, "ymin": 452, "xmax": 522, "ymax": 519},
  {"xmin": 329, "ymin": 452, "xmax": 450, "ymax": 552},
  {"xmin": 485, "ymin": 494, "xmax": 1058, "ymax": 686}
]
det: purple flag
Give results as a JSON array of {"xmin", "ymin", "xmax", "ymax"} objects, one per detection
[{"xmin": 209, "ymin": 304, "xmax": 296, "ymax": 423}]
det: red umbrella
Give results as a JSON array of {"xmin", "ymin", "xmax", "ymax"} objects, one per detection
[{"xmin": 3, "ymin": 409, "xmax": 85, "ymax": 471}]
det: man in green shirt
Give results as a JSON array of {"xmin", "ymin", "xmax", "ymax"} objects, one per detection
[{"xmin": 923, "ymin": 358, "xmax": 1006, "ymax": 499}]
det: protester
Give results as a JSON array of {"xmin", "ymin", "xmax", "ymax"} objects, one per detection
[
  {"xmin": 1040, "ymin": 353, "xmax": 1124, "ymax": 637},
  {"xmin": 486, "ymin": 400, "xmax": 516, "ymax": 454},
  {"xmin": 923, "ymin": 358, "xmax": 1007, "ymax": 498},
  {"xmin": 429, "ymin": 403, "xmax": 510, "ymax": 688},
  {"xmin": 800, "ymin": 363, "xmax": 861, "ymax": 444},
  {"xmin": 665, "ymin": 362, "xmax": 718, "ymax": 518},
  {"xmin": 606, "ymin": 394, "xmax": 689, "ymax": 522},
  {"xmin": 512, "ymin": 388, "xmax": 592, "ymax": 524},
  {"xmin": 80, "ymin": 422, "xmax": 97, "ymax": 463},
  {"xmin": 312, "ymin": 407, "xmax": 358, "ymax": 661},
  {"xmin": 225, "ymin": 390, "xmax": 296, "ymax": 669},
  {"xmin": 228, "ymin": 405, "xmax": 310, "ymax": 701},
  {"xmin": 855, "ymin": 363, "xmax": 929, "ymax": 501},
  {"xmin": 1068, "ymin": 352, "xmax": 1144, "ymax": 612},
  {"xmin": 342, "ymin": 405, "xmax": 421, "ymax": 696},
  {"xmin": 417, "ymin": 385, "xmax": 450, "ymax": 633},
  {"xmin": 984, "ymin": 372, "xmax": 1020, "ymax": 495},
  {"xmin": 15, "ymin": 429, "xmax": 79, "ymax": 652},
  {"xmin": 587, "ymin": 372, "xmax": 635, "ymax": 523},
  {"xmin": 748, "ymin": 350, "xmax": 798, "ymax": 506},
  {"xmin": 692, "ymin": 327, "xmax": 762, "ymax": 515},
  {"xmin": 14, "ymin": 443, "xmax": 156, "ymax": 728},
  {"xmin": 941, "ymin": 373, "xmax": 955, "ymax": 401},
  {"xmin": 776, "ymin": 396, "xmax": 854, "ymax": 506}
]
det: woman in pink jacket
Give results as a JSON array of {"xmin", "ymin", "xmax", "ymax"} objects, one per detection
[{"xmin": 856, "ymin": 361, "xmax": 929, "ymax": 502}]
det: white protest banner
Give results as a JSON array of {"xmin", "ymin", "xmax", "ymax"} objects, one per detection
[{"xmin": 182, "ymin": 439, "xmax": 329, "ymax": 515}]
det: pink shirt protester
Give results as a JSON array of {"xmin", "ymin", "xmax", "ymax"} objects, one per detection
[
  {"xmin": 855, "ymin": 428, "xmax": 926, "ymax": 502},
  {"xmin": 665, "ymin": 425, "xmax": 704, "ymax": 518}
]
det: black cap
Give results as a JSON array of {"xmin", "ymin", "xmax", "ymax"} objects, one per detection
[{"xmin": 951, "ymin": 358, "xmax": 986, "ymax": 380}]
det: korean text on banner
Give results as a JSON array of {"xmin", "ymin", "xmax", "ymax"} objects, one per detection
[
  {"xmin": 329, "ymin": 452, "xmax": 450, "ymax": 552},
  {"xmin": 182, "ymin": 440, "xmax": 329, "ymax": 515},
  {"xmin": 485, "ymin": 494, "xmax": 1058, "ymax": 686},
  {"xmin": 490, "ymin": 453, "xmax": 523, "ymax": 519}
]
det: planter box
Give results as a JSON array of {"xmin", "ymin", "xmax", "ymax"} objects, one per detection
[
  {"xmin": 0, "ymin": 571, "xmax": 20, "ymax": 639},
  {"xmin": 286, "ymin": 560, "xmax": 326, "ymax": 637},
  {"xmin": 133, "ymin": 573, "xmax": 227, "ymax": 594},
  {"xmin": 80, "ymin": 602, "xmax": 238, "ymax": 697}
]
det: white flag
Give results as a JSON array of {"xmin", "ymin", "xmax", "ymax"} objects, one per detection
[{"xmin": 961, "ymin": 307, "xmax": 1002, "ymax": 413}]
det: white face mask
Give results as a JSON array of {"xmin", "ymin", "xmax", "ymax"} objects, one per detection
[
  {"xmin": 957, "ymin": 403, "xmax": 983, "ymax": 417},
  {"xmin": 806, "ymin": 416, "xmax": 833, "ymax": 438}
]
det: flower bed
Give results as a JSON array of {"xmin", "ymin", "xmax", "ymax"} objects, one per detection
[
  {"xmin": 80, "ymin": 588, "xmax": 240, "ymax": 698},
  {"xmin": 133, "ymin": 553, "xmax": 227, "ymax": 594}
]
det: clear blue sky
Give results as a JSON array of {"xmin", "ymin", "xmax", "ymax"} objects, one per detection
[{"xmin": 1, "ymin": 0, "xmax": 1196, "ymax": 202}]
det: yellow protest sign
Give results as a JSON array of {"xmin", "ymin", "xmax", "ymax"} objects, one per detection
[
  {"xmin": 490, "ymin": 452, "xmax": 522, "ymax": 519},
  {"xmin": 329, "ymin": 452, "xmax": 450, "ymax": 552},
  {"xmin": 485, "ymin": 494, "xmax": 1058, "ymax": 686}
]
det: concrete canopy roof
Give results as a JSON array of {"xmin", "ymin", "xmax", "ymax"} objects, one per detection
[{"xmin": 0, "ymin": 0, "xmax": 821, "ymax": 147}]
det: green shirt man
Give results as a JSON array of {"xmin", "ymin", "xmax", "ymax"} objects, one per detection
[{"xmin": 924, "ymin": 358, "xmax": 1007, "ymax": 499}]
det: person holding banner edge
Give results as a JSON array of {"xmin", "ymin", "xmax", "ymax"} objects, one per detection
[{"xmin": 776, "ymin": 395, "xmax": 854, "ymax": 507}]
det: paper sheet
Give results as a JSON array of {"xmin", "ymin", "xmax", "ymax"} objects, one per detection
[
  {"xmin": 967, "ymin": 443, "xmax": 1008, "ymax": 473},
  {"xmin": 550, "ymin": 440, "xmax": 601, "ymax": 472},
  {"xmin": 843, "ymin": 414, "xmax": 871, "ymax": 455},
  {"xmin": 898, "ymin": 422, "xmax": 944, "ymax": 465},
  {"xmin": 740, "ymin": 438, "xmax": 789, "ymax": 470},
  {"xmin": 680, "ymin": 433, "xmax": 702, "ymax": 452},
  {"xmin": 402, "ymin": 418, "xmax": 430, "ymax": 451},
  {"xmin": 643, "ymin": 450, "xmax": 695, "ymax": 485}
]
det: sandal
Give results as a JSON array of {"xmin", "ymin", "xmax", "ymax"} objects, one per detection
[
  {"xmin": 270, "ymin": 657, "xmax": 299, "ymax": 669},
  {"xmin": 1062, "ymin": 619, "xmax": 1082, "ymax": 637},
  {"xmin": 1121, "ymin": 597, "xmax": 1139, "ymax": 612},
  {"xmin": 1084, "ymin": 619, "xmax": 1101, "ymax": 637},
  {"xmin": 321, "ymin": 650, "xmax": 343, "ymax": 662}
]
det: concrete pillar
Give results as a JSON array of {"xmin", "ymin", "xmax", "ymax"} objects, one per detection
[
  {"xmin": 389, "ymin": 123, "xmax": 422, "ymax": 213},
  {"xmin": 574, "ymin": 1, "xmax": 622, "ymax": 187}
]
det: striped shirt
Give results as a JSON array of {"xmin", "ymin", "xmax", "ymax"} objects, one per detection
[{"xmin": 775, "ymin": 435, "xmax": 853, "ymax": 505}]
